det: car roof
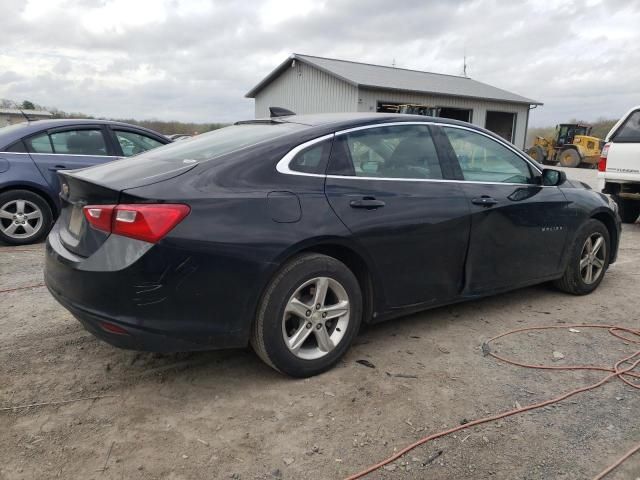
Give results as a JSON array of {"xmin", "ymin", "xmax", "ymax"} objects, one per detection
[
  {"xmin": 247, "ymin": 112, "xmax": 476, "ymax": 131},
  {"xmin": 0, "ymin": 119, "xmax": 168, "ymax": 148}
]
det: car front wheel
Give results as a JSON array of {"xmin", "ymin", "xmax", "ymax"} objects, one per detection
[
  {"xmin": 554, "ymin": 219, "xmax": 610, "ymax": 295},
  {"xmin": 0, "ymin": 190, "xmax": 53, "ymax": 245},
  {"xmin": 251, "ymin": 253, "xmax": 362, "ymax": 377}
]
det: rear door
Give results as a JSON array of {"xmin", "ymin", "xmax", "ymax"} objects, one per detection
[
  {"xmin": 435, "ymin": 125, "xmax": 571, "ymax": 294},
  {"xmin": 324, "ymin": 123, "xmax": 470, "ymax": 309},
  {"xmin": 24, "ymin": 125, "xmax": 118, "ymax": 194}
]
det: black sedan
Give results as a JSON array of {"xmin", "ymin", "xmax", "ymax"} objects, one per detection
[{"xmin": 44, "ymin": 112, "xmax": 620, "ymax": 377}]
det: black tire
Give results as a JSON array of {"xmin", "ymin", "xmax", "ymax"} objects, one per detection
[
  {"xmin": 558, "ymin": 148, "xmax": 581, "ymax": 168},
  {"xmin": 0, "ymin": 190, "xmax": 53, "ymax": 245},
  {"xmin": 613, "ymin": 195, "xmax": 640, "ymax": 224},
  {"xmin": 251, "ymin": 253, "xmax": 362, "ymax": 377},
  {"xmin": 527, "ymin": 145, "xmax": 546, "ymax": 163},
  {"xmin": 553, "ymin": 219, "xmax": 610, "ymax": 295}
]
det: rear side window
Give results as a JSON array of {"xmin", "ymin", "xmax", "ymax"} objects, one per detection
[
  {"xmin": 612, "ymin": 110, "xmax": 640, "ymax": 142},
  {"xmin": 442, "ymin": 127, "xmax": 534, "ymax": 184},
  {"xmin": 5, "ymin": 141, "xmax": 27, "ymax": 153},
  {"xmin": 328, "ymin": 124, "xmax": 443, "ymax": 179},
  {"xmin": 50, "ymin": 130, "xmax": 107, "ymax": 155},
  {"xmin": 289, "ymin": 139, "xmax": 331, "ymax": 174},
  {"xmin": 114, "ymin": 130, "xmax": 164, "ymax": 157},
  {"xmin": 25, "ymin": 133, "xmax": 54, "ymax": 153}
]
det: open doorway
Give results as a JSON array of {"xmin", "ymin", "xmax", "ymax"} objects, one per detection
[
  {"xmin": 485, "ymin": 111, "xmax": 516, "ymax": 143},
  {"xmin": 377, "ymin": 101, "xmax": 403, "ymax": 113},
  {"xmin": 438, "ymin": 107, "xmax": 472, "ymax": 123}
]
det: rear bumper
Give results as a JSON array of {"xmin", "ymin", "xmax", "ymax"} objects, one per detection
[
  {"xmin": 44, "ymin": 223, "xmax": 263, "ymax": 353},
  {"xmin": 47, "ymin": 283, "xmax": 213, "ymax": 352}
]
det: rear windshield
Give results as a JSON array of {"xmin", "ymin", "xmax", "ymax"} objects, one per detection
[
  {"xmin": 613, "ymin": 110, "xmax": 640, "ymax": 142},
  {"xmin": 135, "ymin": 123, "xmax": 305, "ymax": 163},
  {"xmin": 0, "ymin": 122, "xmax": 29, "ymax": 148},
  {"xmin": 69, "ymin": 122, "xmax": 307, "ymax": 189}
]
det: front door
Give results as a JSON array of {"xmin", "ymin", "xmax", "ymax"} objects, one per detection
[
  {"xmin": 324, "ymin": 123, "xmax": 470, "ymax": 309},
  {"xmin": 436, "ymin": 125, "xmax": 571, "ymax": 294}
]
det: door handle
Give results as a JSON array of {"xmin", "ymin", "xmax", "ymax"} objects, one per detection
[
  {"xmin": 48, "ymin": 165, "xmax": 67, "ymax": 171},
  {"xmin": 349, "ymin": 198, "xmax": 386, "ymax": 209},
  {"xmin": 471, "ymin": 196, "xmax": 498, "ymax": 207}
]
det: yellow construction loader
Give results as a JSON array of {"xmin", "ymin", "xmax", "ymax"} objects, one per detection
[{"xmin": 527, "ymin": 123, "xmax": 603, "ymax": 168}]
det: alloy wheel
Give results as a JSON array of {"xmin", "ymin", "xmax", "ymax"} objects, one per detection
[
  {"xmin": 580, "ymin": 233, "xmax": 606, "ymax": 284},
  {"xmin": 0, "ymin": 199, "xmax": 44, "ymax": 240},
  {"xmin": 282, "ymin": 277, "xmax": 350, "ymax": 360}
]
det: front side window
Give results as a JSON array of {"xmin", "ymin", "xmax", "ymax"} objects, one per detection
[
  {"xmin": 114, "ymin": 130, "xmax": 164, "ymax": 157},
  {"xmin": 613, "ymin": 110, "xmax": 640, "ymax": 142},
  {"xmin": 49, "ymin": 129, "xmax": 107, "ymax": 155},
  {"xmin": 443, "ymin": 127, "xmax": 534, "ymax": 184},
  {"xmin": 329, "ymin": 124, "xmax": 443, "ymax": 180},
  {"xmin": 25, "ymin": 133, "xmax": 53, "ymax": 153}
]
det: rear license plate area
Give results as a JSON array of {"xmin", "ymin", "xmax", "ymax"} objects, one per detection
[{"xmin": 68, "ymin": 205, "xmax": 84, "ymax": 237}]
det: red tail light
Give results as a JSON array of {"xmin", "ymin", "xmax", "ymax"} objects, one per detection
[
  {"xmin": 598, "ymin": 142, "xmax": 610, "ymax": 172},
  {"xmin": 83, "ymin": 204, "xmax": 190, "ymax": 243},
  {"xmin": 598, "ymin": 157, "xmax": 607, "ymax": 172},
  {"xmin": 83, "ymin": 205, "xmax": 114, "ymax": 232},
  {"xmin": 99, "ymin": 321, "xmax": 129, "ymax": 335}
]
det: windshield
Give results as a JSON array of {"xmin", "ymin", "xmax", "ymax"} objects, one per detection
[{"xmin": 136, "ymin": 123, "xmax": 306, "ymax": 164}]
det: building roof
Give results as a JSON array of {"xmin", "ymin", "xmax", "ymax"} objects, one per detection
[
  {"xmin": 246, "ymin": 54, "xmax": 542, "ymax": 106},
  {"xmin": 0, "ymin": 108, "xmax": 53, "ymax": 117}
]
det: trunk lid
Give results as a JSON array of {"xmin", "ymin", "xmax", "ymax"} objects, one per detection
[
  {"xmin": 57, "ymin": 172, "xmax": 121, "ymax": 258},
  {"xmin": 605, "ymin": 142, "xmax": 640, "ymax": 179},
  {"xmin": 55, "ymin": 157, "xmax": 197, "ymax": 258}
]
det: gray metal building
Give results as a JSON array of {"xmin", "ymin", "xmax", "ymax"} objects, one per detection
[
  {"xmin": 246, "ymin": 54, "xmax": 542, "ymax": 148},
  {"xmin": 0, "ymin": 108, "xmax": 53, "ymax": 127}
]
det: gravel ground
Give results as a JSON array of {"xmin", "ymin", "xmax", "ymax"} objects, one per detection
[{"xmin": 1, "ymin": 168, "xmax": 638, "ymax": 480}]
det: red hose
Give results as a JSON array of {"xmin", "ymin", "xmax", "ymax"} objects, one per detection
[
  {"xmin": 0, "ymin": 283, "xmax": 45, "ymax": 294},
  {"xmin": 344, "ymin": 324, "xmax": 640, "ymax": 480}
]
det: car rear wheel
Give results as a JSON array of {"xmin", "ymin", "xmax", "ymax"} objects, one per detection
[
  {"xmin": 613, "ymin": 195, "xmax": 640, "ymax": 224},
  {"xmin": 251, "ymin": 253, "xmax": 362, "ymax": 377},
  {"xmin": 0, "ymin": 190, "xmax": 53, "ymax": 245},
  {"xmin": 553, "ymin": 219, "xmax": 610, "ymax": 295}
]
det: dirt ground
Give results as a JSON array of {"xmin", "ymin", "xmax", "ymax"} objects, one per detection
[{"xmin": 1, "ymin": 168, "xmax": 639, "ymax": 480}]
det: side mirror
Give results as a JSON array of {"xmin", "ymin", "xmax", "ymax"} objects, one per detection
[{"xmin": 542, "ymin": 168, "xmax": 567, "ymax": 186}]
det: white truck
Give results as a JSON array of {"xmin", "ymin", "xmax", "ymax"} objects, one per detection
[{"xmin": 598, "ymin": 106, "xmax": 640, "ymax": 223}]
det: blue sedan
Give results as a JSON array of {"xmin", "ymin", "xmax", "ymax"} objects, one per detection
[{"xmin": 0, "ymin": 119, "xmax": 169, "ymax": 244}]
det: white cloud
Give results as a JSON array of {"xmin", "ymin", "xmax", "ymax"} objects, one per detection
[{"xmin": 1, "ymin": 0, "xmax": 639, "ymax": 126}]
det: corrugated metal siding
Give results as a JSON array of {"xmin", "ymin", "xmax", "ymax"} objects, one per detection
[
  {"xmin": 254, "ymin": 62, "xmax": 358, "ymax": 118},
  {"xmin": 295, "ymin": 54, "xmax": 540, "ymax": 105},
  {"xmin": 357, "ymin": 88, "xmax": 530, "ymax": 148}
]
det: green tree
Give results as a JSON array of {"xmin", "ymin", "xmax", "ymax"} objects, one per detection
[{"xmin": 21, "ymin": 100, "xmax": 36, "ymax": 110}]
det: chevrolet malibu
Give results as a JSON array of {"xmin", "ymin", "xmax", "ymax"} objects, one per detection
[{"xmin": 45, "ymin": 112, "xmax": 620, "ymax": 377}]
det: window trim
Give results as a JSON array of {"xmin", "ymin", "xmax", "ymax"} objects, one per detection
[
  {"xmin": 276, "ymin": 122, "xmax": 543, "ymax": 185},
  {"xmin": 276, "ymin": 134, "xmax": 334, "ymax": 177}
]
